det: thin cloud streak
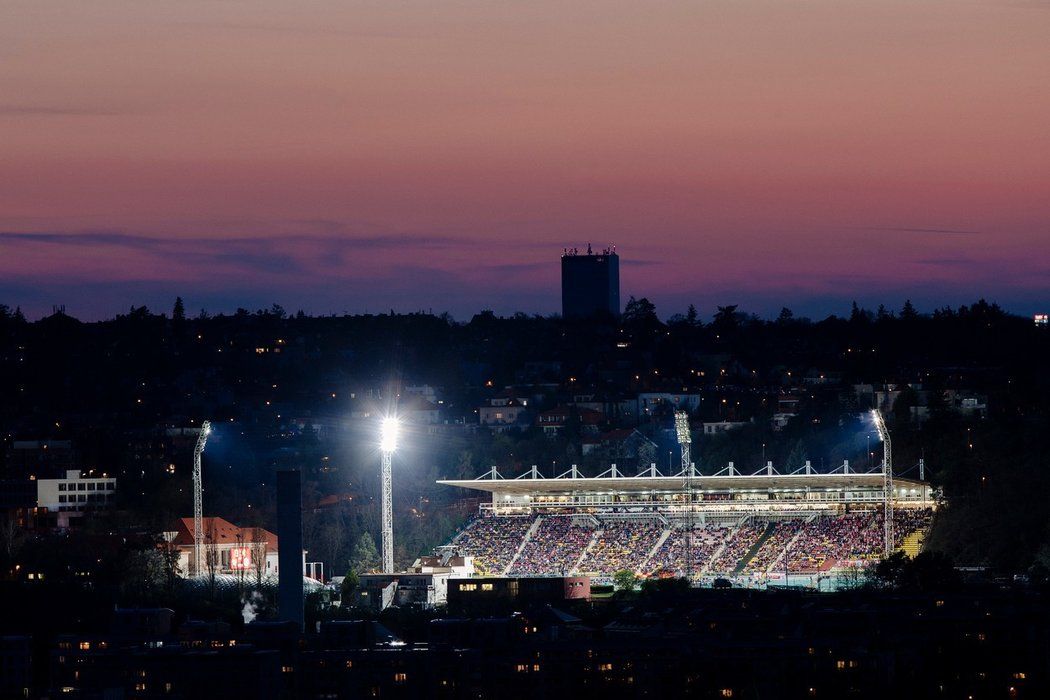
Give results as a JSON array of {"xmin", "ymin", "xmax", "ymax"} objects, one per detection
[
  {"xmin": 0, "ymin": 105, "xmax": 131, "ymax": 117},
  {"xmin": 854, "ymin": 227, "xmax": 984, "ymax": 235}
]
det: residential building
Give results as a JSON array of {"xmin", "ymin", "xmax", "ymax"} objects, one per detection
[
  {"xmin": 163, "ymin": 517, "xmax": 280, "ymax": 579},
  {"xmin": 355, "ymin": 556, "xmax": 475, "ymax": 611},
  {"xmin": 36, "ymin": 470, "xmax": 117, "ymax": 527}
]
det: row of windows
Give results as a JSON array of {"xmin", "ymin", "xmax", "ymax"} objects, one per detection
[
  {"xmin": 58, "ymin": 493, "xmax": 114, "ymax": 504},
  {"xmin": 458, "ymin": 583, "xmax": 495, "ymax": 592},
  {"xmin": 58, "ymin": 481, "xmax": 116, "ymax": 492}
]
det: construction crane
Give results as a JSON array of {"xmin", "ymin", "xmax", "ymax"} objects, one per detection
[{"xmin": 192, "ymin": 421, "xmax": 212, "ymax": 577}]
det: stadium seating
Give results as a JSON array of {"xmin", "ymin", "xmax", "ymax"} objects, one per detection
[
  {"xmin": 743, "ymin": 520, "xmax": 804, "ymax": 573},
  {"xmin": 444, "ymin": 507, "xmax": 934, "ymax": 578},
  {"xmin": 645, "ymin": 524, "xmax": 728, "ymax": 576},
  {"xmin": 452, "ymin": 515, "xmax": 534, "ymax": 575},
  {"xmin": 577, "ymin": 521, "xmax": 664, "ymax": 575},
  {"xmin": 709, "ymin": 523, "xmax": 767, "ymax": 573},
  {"xmin": 509, "ymin": 516, "xmax": 593, "ymax": 576}
]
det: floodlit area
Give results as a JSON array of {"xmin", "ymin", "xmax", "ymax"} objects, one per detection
[{"xmin": 437, "ymin": 468, "xmax": 934, "ymax": 589}]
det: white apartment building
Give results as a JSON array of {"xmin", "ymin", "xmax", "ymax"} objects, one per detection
[{"xmin": 36, "ymin": 470, "xmax": 117, "ymax": 527}]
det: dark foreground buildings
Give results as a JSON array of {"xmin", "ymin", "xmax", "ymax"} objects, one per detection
[
  {"xmin": 561, "ymin": 246, "xmax": 620, "ymax": 318},
  {"xmin": 15, "ymin": 588, "xmax": 1049, "ymax": 699}
]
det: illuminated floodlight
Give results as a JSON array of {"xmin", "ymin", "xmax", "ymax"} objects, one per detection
[
  {"xmin": 379, "ymin": 415, "xmax": 399, "ymax": 573},
  {"xmin": 871, "ymin": 409, "xmax": 888, "ymax": 442},
  {"xmin": 870, "ymin": 409, "xmax": 893, "ymax": 557},
  {"xmin": 380, "ymin": 416, "xmax": 400, "ymax": 453}
]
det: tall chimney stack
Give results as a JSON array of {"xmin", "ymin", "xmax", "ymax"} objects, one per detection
[{"xmin": 277, "ymin": 469, "xmax": 304, "ymax": 631}]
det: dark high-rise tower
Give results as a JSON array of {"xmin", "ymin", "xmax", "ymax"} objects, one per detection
[{"xmin": 561, "ymin": 245, "xmax": 620, "ymax": 318}]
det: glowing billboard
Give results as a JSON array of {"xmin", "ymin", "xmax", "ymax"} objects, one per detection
[{"xmin": 229, "ymin": 547, "xmax": 253, "ymax": 570}]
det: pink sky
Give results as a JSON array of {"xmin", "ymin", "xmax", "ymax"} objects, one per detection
[{"xmin": 1, "ymin": 0, "xmax": 1048, "ymax": 319}]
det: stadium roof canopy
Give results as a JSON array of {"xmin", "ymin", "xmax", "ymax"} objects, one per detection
[{"xmin": 438, "ymin": 465, "xmax": 926, "ymax": 496}]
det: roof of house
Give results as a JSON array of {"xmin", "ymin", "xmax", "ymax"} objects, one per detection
[{"xmin": 171, "ymin": 517, "xmax": 277, "ymax": 550}]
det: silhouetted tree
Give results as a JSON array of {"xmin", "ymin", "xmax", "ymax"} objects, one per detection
[
  {"xmin": 686, "ymin": 304, "xmax": 699, "ymax": 326},
  {"xmin": 713, "ymin": 305, "xmax": 740, "ymax": 332},
  {"xmin": 622, "ymin": 297, "xmax": 659, "ymax": 327},
  {"xmin": 172, "ymin": 297, "xmax": 186, "ymax": 323},
  {"xmin": 349, "ymin": 532, "xmax": 381, "ymax": 574},
  {"xmin": 900, "ymin": 299, "xmax": 918, "ymax": 320}
]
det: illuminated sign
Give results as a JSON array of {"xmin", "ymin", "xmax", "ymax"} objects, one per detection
[
  {"xmin": 229, "ymin": 547, "xmax": 253, "ymax": 570},
  {"xmin": 1035, "ymin": 314, "xmax": 1048, "ymax": 326}
]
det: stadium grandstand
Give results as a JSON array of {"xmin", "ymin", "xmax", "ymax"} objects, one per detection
[{"xmin": 436, "ymin": 460, "xmax": 934, "ymax": 589}]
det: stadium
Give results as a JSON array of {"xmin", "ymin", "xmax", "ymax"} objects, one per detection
[{"xmin": 436, "ymin": 459, "xmax": 933, "ymax": 590}]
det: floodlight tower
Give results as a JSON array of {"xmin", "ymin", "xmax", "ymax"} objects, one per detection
[
  {"xmin": 674, "ymin": 410, "xmax": 695, "ymax": 582},
  {"xmin": 380, "ymin": 417, "xmax": 399, "ymax": 574},
  {"xmin": 192, "ymin": 421, "xmax": 212, "ymax": 577},
  {"xmin": 674, "ymin": 410, "xmax": 692, "ymax": 471},
  {"xmin": 872, "ymin": 410, "xmax": 894, "ymax": 557}
]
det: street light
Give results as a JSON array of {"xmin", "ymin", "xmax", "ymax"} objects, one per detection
[{"xmin": 380, "ymin": 416, "xmax": 399, "ymax": 573}]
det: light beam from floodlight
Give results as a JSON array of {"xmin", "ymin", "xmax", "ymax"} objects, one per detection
[{"xmin": 379, "ymin": 416, "xmax": 399, "ymax": 573}]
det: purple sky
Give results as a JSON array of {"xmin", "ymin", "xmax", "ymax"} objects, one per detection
[{"xmin": 2, "ymin": 0, "xmax": 1048, "ymax": 320}]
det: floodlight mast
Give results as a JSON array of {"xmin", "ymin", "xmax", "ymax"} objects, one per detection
[
  {"xmin": 674, "ymin": 410, "xmax": 692, "ymax": 470},
  {"xmin": 674, "ymin": 410, "xmax": 695, "ymax": 582},
  {"xmin": 192, "ymin": 421, "xmax": 212, "ymax": 577},
  {"xmin": 872, "ymin": 410, "xmax": 894, "ymax": 557},
  {"xmin": 380, "ymin": 417, "xmax": 399, "ymax": 574}
]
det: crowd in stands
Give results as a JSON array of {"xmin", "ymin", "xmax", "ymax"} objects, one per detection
[
  {"xmin": 446, "ymin": 508, "xmax": 933, "ymax": 577},
  {"xmin": 893, "ymin": 507, "xmax": 933, "ymax": 547},
  {"xmin": 578, "ymin": 521, "xmax": 664, "ymax": 574},
  {"xmin": 510, "ymin": 516, "xmax": 592, "ymax": 576},
  {"xmin": 646, "ymin": 524, "xmax": 727, "ymax": 576},
  {"xmin": 453, "ymin": 515, "xmax": 534, "ymax": 575},
  {"xmin": 782, "ymin": 513, "xmax": 879, "ymax": 572},
  {"xmin": 781, "ymin": 508, "xmax": 933, "ymax": 573},
  {"xmin": 743, "ymin": 520, "xmax": 804, "ymax": 573},
  {"xmin": 709, "ymin": 523, "xmax": 767, "ymax": 573}
]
